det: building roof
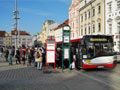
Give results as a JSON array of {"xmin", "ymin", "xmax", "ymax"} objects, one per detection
[
  {"xmin": 0, "ymin": 31, "xmax": 6, "ymax": 37},
  {"xmin": 11, "ymin": 30, "xmax": 31, "ymax": 36},
  {"xmin": 49, "ymin": 22, "xmax": 59, "ymax": 31},
  {"xmin": 55, "ymin": 19, "xmax": 69, "ymax": 30}
]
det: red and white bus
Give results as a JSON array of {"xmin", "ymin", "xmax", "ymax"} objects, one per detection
[{"xmin": 56, "ymin": 35, "xmax": 116, "ymax": 69}]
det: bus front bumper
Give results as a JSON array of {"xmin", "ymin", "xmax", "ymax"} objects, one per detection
[{"xmin": 82, "ymin": 62, "xmax": 114, "ymax": 69}]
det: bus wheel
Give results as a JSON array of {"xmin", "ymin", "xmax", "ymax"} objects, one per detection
[
  {"xmin": 76, "ymin": 66, "xmax": 82, "ymax": 70},
  {"xmin": 113, "ymin": 60, "xmax": 117, "ymax": 69},
  {"xmin": 75, "ymin": 63, "xmax": 82, "ymax": 70}
]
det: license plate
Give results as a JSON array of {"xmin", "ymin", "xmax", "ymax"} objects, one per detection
[{"xmin": 97, "ymin": 66, "xmax": 104, "ymax": 68}]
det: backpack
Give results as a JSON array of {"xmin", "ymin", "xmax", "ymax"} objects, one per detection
[{"xmin": 37, "ymin": 51, "xmax": 40, "ymax": 58}]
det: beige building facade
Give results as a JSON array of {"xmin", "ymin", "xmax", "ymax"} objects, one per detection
[
  {"xmin": 79, "ymin": 0, "xmax": 105, "ymax": 36},
  {"xmin": 69, "ymin": 0, "xmax": 106, "ymax": 38}
]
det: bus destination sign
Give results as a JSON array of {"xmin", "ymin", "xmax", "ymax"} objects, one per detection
[{"xmin": 90, "ymin": 38, "xmax": 107, "ymax": 42}]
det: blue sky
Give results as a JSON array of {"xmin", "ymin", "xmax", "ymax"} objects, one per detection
[{"xmin": 0, "ymin": 0, "xmax": 72, "ymax": 35}]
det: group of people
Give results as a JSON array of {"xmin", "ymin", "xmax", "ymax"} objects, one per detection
[
  {"xmin": 0, "ymin": 46, "xmax": 76, "ymax": 70},
  {"xmin": 55, "ymin": 47, "xmax": 76, "ymax": 69},
  {"xmin": 0, "ymin": 46, "xmax": 46, "ymax": 70}
]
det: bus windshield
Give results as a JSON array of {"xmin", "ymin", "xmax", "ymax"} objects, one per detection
[{"xmin": 81, "ymin": 35, "xmax": 114, "ymax": 59}]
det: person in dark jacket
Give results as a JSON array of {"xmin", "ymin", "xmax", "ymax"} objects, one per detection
[
  {"xmin": 22, "ymin": 49, "xmax": 26, "ymax": 65},
  {"xmin": 4, "ymin": 48, "xmax": 9, "ymax": 62},
  {"xmin": 11, "ymin": 47, "xmax": 15, "ymax": 57},
  {"xmin": 16, "ymin": 49, "xmax": 21, "ymax": 64},
  {"xmin": 27, "ymin": 48, "xmax": 32, "ymax": 66},
  {"xmin": 70, "ymin": 47, "xmax": 75, "ymax": 70}
]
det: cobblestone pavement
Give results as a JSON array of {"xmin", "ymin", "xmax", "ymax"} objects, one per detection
[{"xmin": 0, "ymin": 57, "xmax": 120, "ymax": 90}]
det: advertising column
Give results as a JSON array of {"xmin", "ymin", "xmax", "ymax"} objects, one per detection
[
  {"xmin": 46, "ymin": 36, "xmax": 56, "ymax": 72},
  {"xmin": 62, "ymin": 25, "xmax": 71, "ymax": 72}
]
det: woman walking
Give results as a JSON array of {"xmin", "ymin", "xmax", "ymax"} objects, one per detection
[{"xmin": 35, "ymin": 49, "xmax": 43, "ymax": 70}]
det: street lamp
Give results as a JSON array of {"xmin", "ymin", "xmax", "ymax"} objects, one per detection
[
  {"xmin": 13, "ymin": 0, "xmax": 20, "ymax": 55},
  {"xmin": 18, "ymin": 17, "xmax": 20, "ymax": 47}
]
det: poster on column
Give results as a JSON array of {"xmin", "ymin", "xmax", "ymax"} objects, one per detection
[
  {"xmin": 46, "ymin": 40, "xmax": 55, "ymax": 63},
  {"xmin": 47, "ymin": 51, "xmax": 55, "ymax": 63},
  {"xmin": 64, "ymin": 48, "xmax": 69, "ymax": 59}
]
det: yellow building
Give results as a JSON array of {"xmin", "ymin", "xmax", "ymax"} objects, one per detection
[
  {"xmin": 79, "ymin": 0, "xmax": 105, "ymax": 36},
  {"xmin": 50, "ymin": 29, "xmax": 55, "ymax": 36},
  {"xmin": 41, "ymin": 24, "xmax": 46, "ymax": 45},
  {"xmin": 40, "ymin": 20, "xmax": 59, "ymax": 45}
]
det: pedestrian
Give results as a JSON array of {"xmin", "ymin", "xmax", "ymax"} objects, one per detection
[
  {"xmin": 9, "ymin": 50, "xmax": 12, "ymax": 65},
  {"xmin": 32, "ymin": 48, "xmax": 37, "ymax": 66},
  {"xmin": 69, "ymin": 47, "xmax": 74, "ymax": 70},
  {"xmin": 0, "ymin": 47, "xmax": 3, "ymax": 57},
  {"xmin": 0, "ymin": 49, "xmax": 2, "ymax": 58},
  {"xmin": 56, "ymin": 48, "xmax": 61, "ymax": 68},
  {"xmin": 4, "ymin": 48, "xmax": 9, "ymax": 62},
  {"xmin": 34, "ymin": 48, "xmax": 38, "ymax": 67},
  {"xmin": 41, "ymin": 47, "xmax": 45, "ymax": 66},
  {"xmin": 31, "ymin": 48, "xmax": 34, "ymax": 64},
  {"xmin": 19, "ymin": 47, "xmax": 23, "ymax": 64},
  {"xmin": 22, "ymin": 48, "xmax": 25, "ymax": 65},
  {"xmin": 27, "ymin": 48, "xmax": 32, "ymax": 66},
  {"xmin": 11, "ymin": 46, "xmax": 15, "ymax": 58},
  {"xmin": 15, "ymin": 48, "xmax": 21, "ymax": 64},
  {"xmin": 35, "ymin": 49, "xmax": 43, "ymax": 70}
]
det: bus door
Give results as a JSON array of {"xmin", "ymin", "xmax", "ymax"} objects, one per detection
[{"xmin": 75, "ymin": 40, "xmax": 86, "ymax": 69}]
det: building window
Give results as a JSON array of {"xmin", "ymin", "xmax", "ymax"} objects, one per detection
[
  {"xmin": 117, "ymin": 22, "xmax": 120, "ymax": 34},
  {"xmin": 117, "ymin": 0, "xmax": 120, "ymax": 9},
  {"xmin": 89, "ymin": 26, "xmax": 91, "ymax": 34},
  {"xmin": 92, "ymin": 8, "xmax": 95, "ymax": 17},
  {"xmin": 108, "ymin": 3, "xmax": 112, "ymax": 12},
  {"xmin": 81, "ymin": 15, "xmax": 83, "ymax": 22},
  {"xmin": 98, "ymin": 23, "xmax": 101, "ymax": 32},
  {"xmin": 85, "ymin": 27, "xmax": 87, "ymax": 35},
  {"xmin": 85, "ymin": 12, "xmax": 87, "ymax": 20},
  {"xmin": 93, "ymin": 24, "xmax": 95, "ymax": 33},
  {"xmin": 81, "ymin": 28, "xmax": 83, "ymax": 35},
  {"xmin": 88, "ymin": 11, "xmax": 90, "ymax": 19},
  {"xmin": 73, "ymin": 22, "xmax": 74, "ymax": 28},
  {"xmin": 109, "ymin": 24, "xmax": 112, "ymax": 34},
  {"xmin": 98, "ymin": 5, "xmax": 101, "ymax": 14},
  {"xmin": 73, "ymin": 33, "xmax": 74, "ymax": 37}
]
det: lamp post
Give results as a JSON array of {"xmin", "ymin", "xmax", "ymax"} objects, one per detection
[
  {"xmin": 118, "ymin": 22, "xmax": 120, "ymax": 54},
  {"xmin": 13, "ymin": 0, "xmax": 20, "ymax": 54},
  {"xmin": 18, "ymin": 17, "xmax": 20, "ymax": 47}
]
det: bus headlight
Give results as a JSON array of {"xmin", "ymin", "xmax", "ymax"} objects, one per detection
[{"xmin": 86, "ymin": 60, "xmax": 91, "ymax": 63}]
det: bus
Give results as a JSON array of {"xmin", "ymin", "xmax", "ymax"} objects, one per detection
[
  {"xmin": 75, "ymin": 35, "xmax": 115, "ymax": 69},
  {"xmin": 56, "ymin": 35, "xmax": 115, "ymax": 69}
]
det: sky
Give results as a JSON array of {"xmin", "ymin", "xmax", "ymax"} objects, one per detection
[{"xmin": 0, "ymin": 0, "xmax": 72, "ymax": 35}]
